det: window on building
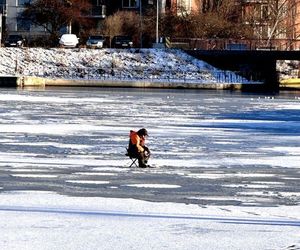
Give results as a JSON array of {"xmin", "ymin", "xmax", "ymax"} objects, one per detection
[
  {"xmin": 18, "ymin": 0, "xmax": 31, "ymax": 6},
  {"xmin": 17, "ymin": 18, "xmax": 30, "ymax": 31},
  {"xmin": 260, "ymin": 25, "xmax": 268, "ymax": 38},
  {"xmin": 90, "ymin": 0, "xmax": 106, "ymax": 17},
  {"xmin": 261, "ymin": 5, "xmax": 268, "ymax": 20},
  {"xmin": 0, "ymin": 0, "xmax": 5, "ymax": 14},
  {"xmin": 91, "ymin": 0, "xmax": 105, "ymax": 6},
  {"xmin": 97, "ymin": 0, "xmax": 105, "ymax": 5},
  {"xmin": 178, "ymin": 0, "xmax": 192, "ymax": 15},
  {"xmin": 122, "ymin": 0, "xmax": 137, "ymax": 8}
]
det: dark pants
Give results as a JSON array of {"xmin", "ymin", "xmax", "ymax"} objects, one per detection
[{"xmin": 128, "ymin": 145, "xmax": 150, "ymax": 167}]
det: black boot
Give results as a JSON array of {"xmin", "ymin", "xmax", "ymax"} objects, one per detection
[{"xmin": 138, "ymin": 158, "xmax": 147, "ymax": 168}]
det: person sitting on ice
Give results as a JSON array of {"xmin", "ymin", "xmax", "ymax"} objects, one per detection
[{"xmin": 127, "ymin": 128, "xmax": 151, "ymax": 168}]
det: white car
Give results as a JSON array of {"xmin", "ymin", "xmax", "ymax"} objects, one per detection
[{"xmin": 59, "ymin": 34, "xmax": 79, "ymax": 48}]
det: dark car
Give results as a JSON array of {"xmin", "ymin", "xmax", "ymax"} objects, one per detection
[
  {"xmin": 111, "ymin": 36, "xmax": 133, "ymax": 48},
  {"xmin": 5, "ymin": 35, "xmax": 26, "ymax": 47},
  {"xmin": 86, "ymin": 35, "xmax": 106, "ymax": 48}
]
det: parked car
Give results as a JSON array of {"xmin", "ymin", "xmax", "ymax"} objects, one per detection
[
  {"xmin": 111, "ymin": 36, "xmax": 133, "ymax": 48},
  {"xmin": 86, "ymin": 35, "xmax": 106, "ymax": 48},
  {"xmin": 59, "ymin": 34, "xmax": 79, "ymax": 48},
  {"xmin": 4, "ymin": 35, "xmax": 26, "ymax": 47}
]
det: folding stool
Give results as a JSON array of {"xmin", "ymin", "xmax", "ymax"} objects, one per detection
[{"xmin": 126, "ymin": 148, "xmax": 139, "ymax": 168}]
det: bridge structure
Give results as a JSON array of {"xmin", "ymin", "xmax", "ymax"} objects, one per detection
[{"xmin": 186, "ymin": 50, "xmax": 300, "ymax": 92}]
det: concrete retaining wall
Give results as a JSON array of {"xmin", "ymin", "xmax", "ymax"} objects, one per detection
[
  {"xmin": 43, "ymin": 78, "xmax": 244, "ymax": 90},
  {"xmin": 0, "ymin": 76, "xmax": 263, "ymax": 90}
]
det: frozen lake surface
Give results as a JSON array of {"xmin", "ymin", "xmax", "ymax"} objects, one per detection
[
  {"xmin": 0, "ymin": 88, "xmax": 300, "ymax": 249},
  {"xmin": 0, "ymin": 88, "xmax": 299, "ymax": 206}
]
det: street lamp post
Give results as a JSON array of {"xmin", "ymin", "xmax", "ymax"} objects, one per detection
[
  {"xmin": 0, "ymin": 13, "xmax": 2, "ymax": 47},
  {"xmin": 156, "ymin": 0, "xmax": 159, "ymax": 44},
  {"xmin": 140, "ymin": 0, "xmax": 143, "ymax": 47},
  {"xmin": 65, "ymin": 0, "xmax": 72, "ymax": 34}
]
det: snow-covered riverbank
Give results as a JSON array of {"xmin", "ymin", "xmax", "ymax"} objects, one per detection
[
  {"xmin": 0, "ymin": 48, "xmax": 297, "ymax": 85},
  {"xmin": 0, "ymin": 48, "xmax": 251, "ymax": 84}
]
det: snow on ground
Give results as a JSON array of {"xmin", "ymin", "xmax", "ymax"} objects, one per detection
[
  {"xmin": 277, "ymin": 60, "xmax": 299, "ymax": 80},
  {"xmin": 0, "ymin": 48, "xmax": 248, "ymax": 83},
  {"xmin": 0, "ymin": 191, "xmax": 300, "ymax": 250}
]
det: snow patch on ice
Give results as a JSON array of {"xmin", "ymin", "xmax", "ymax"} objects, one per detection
[
  {"xmin": 261, "ymin": 146, "xmax": 300, "ymax": 155},
  {"xmin": 65, "ymin": 180, "xmax": 110, "ymax": 185},
  {"xmin": 186, "ymin": 173, "xmax": 276, "ymax": 179},
  {"xmin": 223, "ymin": 184, "xmax": 271, "ymax": 188},
  {"xmin": 74, "ymin": 172, "xmax": 117, "ymax": 176},
  {"xmin": 11, "ymin": 174, "xmax": 58, "ymax": 178},
  {"xmin": 125, "ymin": 184, "xmax": 181, "ymax": 188},
  {"xmin": 8, "ymin": 168, "xmax": 51, "ymax": 172}
]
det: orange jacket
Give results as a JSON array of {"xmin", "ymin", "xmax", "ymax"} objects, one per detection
[{"xmin": 130, "ymin": 130, "xmax": 145, "ymax": 152}]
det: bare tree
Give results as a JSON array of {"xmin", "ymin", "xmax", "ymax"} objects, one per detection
[
  {"xmin": 101, "ymin": 11, "xmax": 140, "ymax": 47},
  {"xmin": 202, "ymin": 0, "xmax": 221, "ymax": 12},
  {"xmin": 21, "ymin": 0, "xmax": 92, "ymax": 45},
  {"xmin": 101, "ymin": 12, "xmax": 123, "ymax": 41},
  {"xmin": 242, "ymin": 0, "xmax": 300, "ymax": 44},
  {"xmin": 266, "ymin": 0, "xmax": 291, "ymax": 41},
  {"xmin": 158, "ymin": 0, "xmax": 250, "ymax": 39},
  {"xmin": 285, "ymin": 0, "xmax": 300, "ymax": 48}
]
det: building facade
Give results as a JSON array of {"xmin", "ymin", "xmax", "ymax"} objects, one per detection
[
  {"xmin": 0, "ymin": 0, "xmax": 299, "ymax": 47},
  {"xmin": 167, "ymin": 0, "xmax": 200, "ymax": 15},
  {"xmin": 0, "ymin": 0, "xmax": 108, "ymax": 40},
  {"xmin": 240, "ymin": 0, "xmax": 300, "ymax": 41}
]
